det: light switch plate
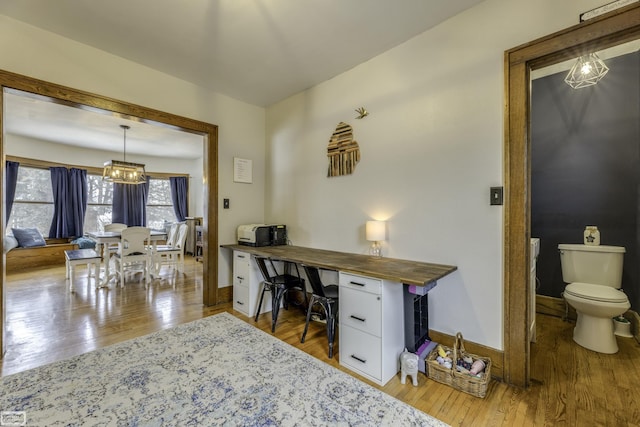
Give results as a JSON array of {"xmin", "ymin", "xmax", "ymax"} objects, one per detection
[{"xmin": 490, "ymin": 187, "xmax": 503, "ymax": 206}]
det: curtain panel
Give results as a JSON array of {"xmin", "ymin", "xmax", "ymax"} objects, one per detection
[
  {"xmin": 49, "ymin": 167, "xmax": 87, "ymax": 238},
  {"xmin": 5, "ymin": 160, "xmax": 19, "ymax": 226},
  {"xmin": 112, "ymin": 178, "xmax": 150, "ymax": 226},
  {"xmin": 169, "ymin": 176, "xmax": 188, "ymax": 222}
]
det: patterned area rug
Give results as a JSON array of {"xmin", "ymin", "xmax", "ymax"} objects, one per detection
[{"xmin": 0, "ymin": 313, "xmax": 447, "ymax": 426}]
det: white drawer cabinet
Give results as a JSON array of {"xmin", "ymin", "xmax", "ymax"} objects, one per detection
[
  {"xmin": 232, "ymin": 250, "xmax": 272, "ymax": 317},
  {"xmin": 340, "ymin": 286, "xmax": 382, "ymax": 336},
  {"xmin": 340, "ymin": 325, "xmax": 383, "ymax": 380},
  {"xmin": 339, "ymin": 272, "xmax": 404, "ymax": 386}
]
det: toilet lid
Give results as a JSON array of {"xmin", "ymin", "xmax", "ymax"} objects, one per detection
[{"xmin": 565, "ymin": 282, "xmax": 628, "ymax": 303}]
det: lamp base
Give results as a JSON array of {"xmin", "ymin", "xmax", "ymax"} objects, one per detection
[{"xmin": 369, "ymin": 242, "xmax": 382, "ymax": 257}]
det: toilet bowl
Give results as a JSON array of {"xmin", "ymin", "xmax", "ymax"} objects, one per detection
[
  {"xmin": 559, "ymin": 243, "xmax": 629, "ymax": 354},
  {"xmin": 563, "ymin": 282, "xmax": 630, "ymax": 354}
]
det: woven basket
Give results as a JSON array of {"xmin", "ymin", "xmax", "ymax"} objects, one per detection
[
  {"xmin": 425, "ymin": 343, "xmax": 454, "ymax": 387},
  {"xmin": 425, "ymin": 332, "xmax": 491, "ymax": 398}
]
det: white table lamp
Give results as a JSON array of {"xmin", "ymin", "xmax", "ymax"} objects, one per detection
[{"xmin": 366, "ymin": 220, "xmax": 386, "ymax": 257}]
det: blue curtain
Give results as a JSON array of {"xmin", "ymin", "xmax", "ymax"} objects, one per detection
[
  {"xmin": 5, "ymin": 161, "xmax": 19, "ymax": 226},
  {"xmin": 69, "ymin": 168, "xmax": 88, "ymax": 236},
  {"xmin": 169, "ymin": 176, "xmax": 188, "ymax": 222},
  {"xmin": 112, "ymin": 178, "xmax": 150, "ymax": 226},
  {"xmin": 49, "ymin": 167, "xmax": 70, "ymax": 238},
  {"xmin": 49, "ymin": 167, "xmax": 88, "ymax": 238}
]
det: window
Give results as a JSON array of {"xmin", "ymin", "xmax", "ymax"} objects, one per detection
[
  {"xmin": 8, "ymin": 166, "xmax": 54, "ymax": 236},
  {"xmin": 85, "ymin": 173, "xmax": 114, "ymax": 233},
  {"xmin": 147, "ymin": 178, "xmax": 177, "ymax": 230},
  {"xmin": 86, "ymin": 175, "xmax": 177, "ymax": 232},
  {"xmin": 7, "ymin": 161, "xmax": 184, "ymax": 235}
]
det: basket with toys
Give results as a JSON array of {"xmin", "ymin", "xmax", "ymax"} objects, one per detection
[{"xmin": 425, "ymin": 332, "xmax": 491, "ymax": 398}]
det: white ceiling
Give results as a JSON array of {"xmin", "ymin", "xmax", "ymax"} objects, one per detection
[
  {"xmin": 5, "ymin": 90, "xmax": 206, "ymax": 159},
  {"xmin": 0, "ymin": 0, "xmax": 486, "ymax": 158}
]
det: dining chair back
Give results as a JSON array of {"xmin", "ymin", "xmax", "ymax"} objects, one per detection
[
  {"xmin": 165, "ymin": 223, "xmax": 180, "ymax": 248},
  {"xmin": 114, "ymin": 226, "xmax": 151, "ymax": 288},
  {"xmin": 154, "ymin": 223, "xmax": 188, "ymax": 275},
  {"xmin": 103, "ymin": 223, "xmax": 128, "ymax": 259},
  {"xmin": 104, "ymin": 223, "xmax": 127, "ymax": 232}
]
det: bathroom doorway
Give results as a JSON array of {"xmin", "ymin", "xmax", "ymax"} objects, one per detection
[
  {"xmin": 530, "ymin": 41, "xmax": 640, "ymax": 316},
  {"xmin": 503, "ymin": 5, "xmax": 640, "ymax": 387}
]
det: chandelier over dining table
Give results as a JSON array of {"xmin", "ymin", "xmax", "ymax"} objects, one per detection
[{"xmin": 103, "ymin": 124, "xmax": 147, "ymax": 184}]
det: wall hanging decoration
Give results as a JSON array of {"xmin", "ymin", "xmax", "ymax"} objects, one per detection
[
  {"xmin": 327, "ymin": 122, "xmax": 360, "ymax": 177},
  {"xmin": 355, "ymin": 107, "xmax": 369, "ymax": 119}
]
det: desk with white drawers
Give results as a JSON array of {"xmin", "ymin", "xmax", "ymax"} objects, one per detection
[{"xmin": 222, "ymin": 244, "xmax": 457, "ymax": 385}]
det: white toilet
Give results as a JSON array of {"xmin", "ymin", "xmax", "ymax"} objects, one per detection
[{"xmin": 559, "ymin": 243, "xmax": 630, "ymax": 354}]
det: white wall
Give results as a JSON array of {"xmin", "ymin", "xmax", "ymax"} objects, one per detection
[
  {"xmin": 265, "ymin": 0, "xmax": 605, "ymax": 350},
  {"xmin": 0, "ymin": 15, "xmax": 267, "ymax": 287}
]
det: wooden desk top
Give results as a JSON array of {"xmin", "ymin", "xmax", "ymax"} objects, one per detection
[{"xmin": 221, "ymin": 244, "xmax": 457, "ymax": 287}]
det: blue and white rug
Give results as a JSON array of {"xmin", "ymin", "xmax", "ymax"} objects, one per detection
[{"xmin": 0, "ymin": 312, "xmax": 448, "ymax": 426}]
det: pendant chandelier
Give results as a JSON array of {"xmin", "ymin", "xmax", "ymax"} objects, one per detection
[
  {"xmin": 564, "ymin": 53, "xmax": 609, "ymax": 89},
  {"xmin": 103, "ymin": 125, "xmax": 147, "ymax": 185}
]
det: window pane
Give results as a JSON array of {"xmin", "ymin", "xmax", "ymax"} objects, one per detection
[
  {"xmin": 87, "ymin": 174, "xmax": 113, "ymax": 204},
  {"xmin": 9, "ymin": 167, "xmax": 54, "ymax": 236},
  {"xmin": 84, "ymin": 205, "xmax": 113, "ymax": 232},
  {"xmin": 9, "ymin": 203, "xmax": 54, "ymax": 236},
  {"xmin": 14, "ymin": 167, "xmax": 53, "ymax": 202},
  {"xmin": 147, "ymin": 178, "xmax": 177, "ymax": 229},
  {"xmin": 147, "ymin": 206, "xmax": 176, "ymax": 230},
  {"xmin": 84, "ymin": 174, "xmax": 114, "ymax": 233},
  {"xmin": 148, "ymin": 179, "xmax": 173, "ymax": 205}
]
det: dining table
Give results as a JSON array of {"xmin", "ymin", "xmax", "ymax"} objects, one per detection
[{"xmin": 86, "ymin": 230, "xmax": 167, "ymax": 285}]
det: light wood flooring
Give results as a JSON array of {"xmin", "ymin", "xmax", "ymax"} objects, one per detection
[{"xmin": 2, "ymin": 258, "xmax": 639, "ymax": 426}]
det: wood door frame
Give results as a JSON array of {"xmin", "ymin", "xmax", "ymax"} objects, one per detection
[
  {"xmin": 0, "ymin": 71, "xmax": 219, "ymax": 356},
  {"xmin": 504, "ymin": 4, "xmax": 640, "ymax": 387}
]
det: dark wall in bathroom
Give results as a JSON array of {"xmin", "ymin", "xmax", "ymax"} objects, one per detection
[{"xmin": 531, "ymin": 52, "xmax": 640, "ymax": 311}]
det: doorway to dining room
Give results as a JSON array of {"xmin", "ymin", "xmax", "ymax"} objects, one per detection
[{"xmin": 0, "ymin": 70, "xmax": 219, "ymax": 358}]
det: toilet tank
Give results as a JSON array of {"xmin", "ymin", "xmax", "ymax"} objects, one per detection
[{"xmin": 558, "ymin": 244, "xmax": 625, "ymax": 288}]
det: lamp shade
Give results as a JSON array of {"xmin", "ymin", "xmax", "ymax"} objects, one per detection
[{"xmin": 366, "ymin": 220, "xmax": 386, "ymax": 242}]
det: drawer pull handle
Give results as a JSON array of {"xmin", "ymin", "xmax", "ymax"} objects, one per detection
[
  {"xmin": 236, "ymin": 301, "xmax": 244, "ymax": 305},
  {"xmin": 237, "ymin": 255, "xmax": 246, "ymax": 258},
  {"xmin": 350, "ymin": 315, "xmax": 366, "ymax": 322},
  {"xmin": 350, "ymin": 355, "xmax": 366, "ymax": 364},
  {"xmin": 350, "ymin": 281, "xmax": 366, "ymax": 287}
]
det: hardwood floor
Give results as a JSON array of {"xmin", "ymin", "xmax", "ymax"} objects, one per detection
[{"xmin": 2, "ymin": 258, "xmax": 639, "ymax": 426}]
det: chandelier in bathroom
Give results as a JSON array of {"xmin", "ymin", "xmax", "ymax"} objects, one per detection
[{"xmin": 564, "ymin": 52, "xmax": 609, "ymax": 89}]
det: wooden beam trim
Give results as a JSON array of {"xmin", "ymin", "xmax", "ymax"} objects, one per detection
[{"xmin": 6, "ymin": 155, "xmax": 189, "ymax": 180}]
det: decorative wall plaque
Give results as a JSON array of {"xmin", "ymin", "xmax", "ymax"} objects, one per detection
[{"xmin": 327, "ymin": 122, "xmax": 360, "ymax": 177}]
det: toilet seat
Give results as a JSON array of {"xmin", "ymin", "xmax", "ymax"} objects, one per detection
[{"xmin": 565, "ymin": 282, "xmax": 628, "ymax": 303}]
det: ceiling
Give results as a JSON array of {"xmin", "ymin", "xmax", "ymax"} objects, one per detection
[{"xmin": 0, "ymin": 0, "xmax": 486, "ymax": 158}]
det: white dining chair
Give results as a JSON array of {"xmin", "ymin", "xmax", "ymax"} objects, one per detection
[
  {"xmin": 114, "ymin": 226, "xmax": 152, "ymax": 288},
  {"xmin": 154, "ymin": 223, "xmax": 188, "ymax": 276},
  {"xmin": 103, "ymin": 222, "xmax": 128, "ymax": 259}
]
